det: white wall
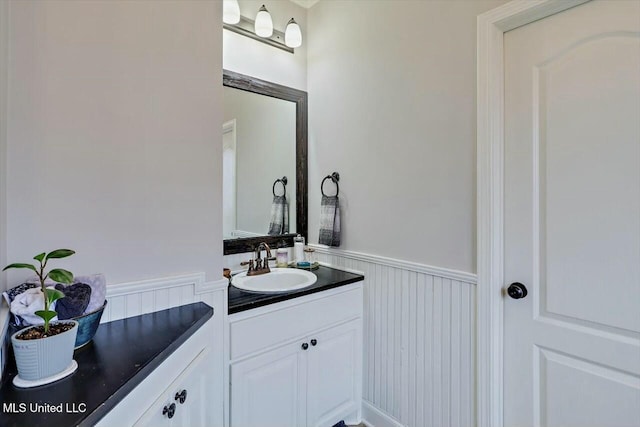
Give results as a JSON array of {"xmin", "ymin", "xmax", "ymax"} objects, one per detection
[
  {"xmin": 223, "ymin": 0, "xmax": 308, "ymax": 90},
  {"xmin": 307, "ymin": 0, "xmax": 507, "ymax": 274},
  {"xmin": 6, "ymin": 0, "xmax": 224, "ymax": 286},
  {"xmin": 0, "ymin": 0, "xmax": 8, "ymax": 290}
]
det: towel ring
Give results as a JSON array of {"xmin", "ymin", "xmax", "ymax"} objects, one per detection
[
  {"xmin": 273, "ymin": 176, "xmax": 288, "ymax": 197},
  {"xmin": 321, "ymin": 172, "xmax": 340, "ymax": 197}
]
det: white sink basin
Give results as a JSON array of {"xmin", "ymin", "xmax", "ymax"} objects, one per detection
[{"xmin": 231, "ymin": 268, "xmax": 317, "ymax": 293}]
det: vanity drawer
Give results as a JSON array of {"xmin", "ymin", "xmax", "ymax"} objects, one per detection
[{"xmin": 229, "ymin": 285, "xmax": 363, "ymax": 360}]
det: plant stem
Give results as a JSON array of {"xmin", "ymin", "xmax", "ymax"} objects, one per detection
[{"xmin": 39, "ymin": 259, "xmax": 49, "ymax": 334}]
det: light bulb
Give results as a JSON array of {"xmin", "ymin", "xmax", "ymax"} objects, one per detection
[
  {"xmin": 285, "ymin": 18, "xmax": 302, "ymax": 48},
  {"xmin": 254, "ymin": 5, "xmax": 273, "ymax": 38},
  {"xmin": 223, "ymin": 0, "xmax": 240, "ymax": 25}
]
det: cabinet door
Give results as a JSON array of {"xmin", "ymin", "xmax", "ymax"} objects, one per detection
[
  {"xmin": 171, "ymin": 348, "xmax": 216, "ymax": 427},
  {"xmin": 134, "ymin": 349, "xmax": 214, "ymax": 427},
  {"xmin": 231, "ymin": 341, "xmax": 307, "ymax": 427},
  {"xmin": 134, "ymin": 390, "xmax": 171, "ymax": 427},
  {"xmin": 306, "ymin": 319, "xmax": 362, "ymax": 427}
]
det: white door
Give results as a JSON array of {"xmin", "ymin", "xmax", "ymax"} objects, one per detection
[
  {"xmin": 230, "ymin": 341, "xmax": 307, "ymax": 427},
  {"xmin": 306, "ymin": 320, "xmax": 362, "ymax": 427},
  {"xmin": 504, "ymin": 1, "xmax": 640, "ymax": 426},
  {"xmin": 223, "ymin": 119, "xmax": 237, "ymax": 239}
]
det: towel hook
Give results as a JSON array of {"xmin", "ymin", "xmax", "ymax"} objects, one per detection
[
  {"xmin": 273, "ymin": 176, "xmax": 287, "ymax": 197},
  {"xmin": 321, "ymin": 172, "xmax": 340, "ymax": 197}
]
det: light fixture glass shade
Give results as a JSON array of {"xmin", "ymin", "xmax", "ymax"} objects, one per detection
[
  {"xmin": 254, "ymin": 5, "xmax": 273, "ymax": 38},
  {"xmin": 223, "ymin": 0, "xmax": 240, "ymax": 24},
  {"xmin": 285, "ymin": 18, "xmax": 302, "ymax": 48}
]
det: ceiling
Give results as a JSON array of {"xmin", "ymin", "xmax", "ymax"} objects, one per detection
[{"xmin": 289, "ymin": 0, "xmax": 321, "ymax": 9}]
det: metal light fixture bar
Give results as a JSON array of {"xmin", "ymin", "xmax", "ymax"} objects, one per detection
[{"xmin": 223, "ymin": 16, "xmax": 294, "ymax": 54}]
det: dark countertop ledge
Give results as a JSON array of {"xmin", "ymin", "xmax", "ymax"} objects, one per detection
[
  {"xmin": 228, "ymin": 265, "xmax": 364, "ymax": 314},
  {"xmin": 0, "ymin": 302, "xmax": 213, "ymax": 427}
]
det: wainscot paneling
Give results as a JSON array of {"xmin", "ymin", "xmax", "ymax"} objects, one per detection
[
  {"xmin": 102, "ymin": 273, "xmax": 227, "ymax": 322},
  {"xmin": 310, "ymin": 245, "xmax": 477, "ymax": 427}
]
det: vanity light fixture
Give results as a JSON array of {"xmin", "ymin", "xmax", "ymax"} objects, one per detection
[
  {"xmin": 223, "ymin": 4, "xmax": 302, "ymax": 54},
  {"xmin": 285, "ymin": 18, "xmax": 302, "ymax": 48},
  {"xmin": 222, "ymin": 0, "xmax": 241, "ymax": 24},
  {"xmin": 254, "ymin": 5, "xmax": 273, "ymax": 38}
]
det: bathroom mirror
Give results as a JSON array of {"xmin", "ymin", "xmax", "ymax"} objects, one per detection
[{"xmin": 222, "ymin": 70, "xmax": 308, "ymax": 255}]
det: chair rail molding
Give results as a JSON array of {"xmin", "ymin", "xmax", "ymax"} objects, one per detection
[
  {"xmin": 476, "ymin": 1, "xmax": 590, "ymax": 427},
  {"xmin": 308, "ymin": 244, "xmax": 476, "ymax": 284},
  {"xmin": 104, "ymin": 273, "xmax": 228, "ymax": 322}
]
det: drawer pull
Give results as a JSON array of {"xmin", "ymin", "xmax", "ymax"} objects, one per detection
[
  {"xmin": 301, "ymin": 342, "xmax": 309, "ymax": 350},
  {"xmin": 163, "ymin": 403, "xmax": 176, "ymax": 419},
  {"xmin": 175, "ymin": 389, "xmax": 188, "ymax": 404},
  {"xmin": 310, "ymin": 339, "xmax": 317, "ymax": 346}
]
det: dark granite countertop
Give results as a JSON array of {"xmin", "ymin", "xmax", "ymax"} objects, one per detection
[
  {"xmin": 228, "ymin": 265, "xmax": 364, "ymax": 314},
  {"xmin": 0, "ymin": 302, "xmax": 213, "ymax": 427}
]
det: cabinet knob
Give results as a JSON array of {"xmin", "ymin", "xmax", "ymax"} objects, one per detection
[
  {"xmin": 310, "ymin": 339, "xmax": 317, "ymax": 346},
  {"xmin": 175, "ymin": 389, "xmax": 187, "ymax": 404},
  {"xmin": 301, "ymin": 342, "xmax": 309, "ymax": 350},
  {"xmin": 163, "ymin": 403, "xmax": 176, "ymax": 419}
]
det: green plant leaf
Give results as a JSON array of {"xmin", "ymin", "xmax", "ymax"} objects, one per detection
[
  {"xmin": 45, "ymin": 249, "xmax": 75, "ymax": 260},
  {"xmin": 48, "ymin": 268, "xmax": 74, "ymax": 284},
  {"xmin": 33, "ymin": 253, "xmax": 46, "ymax": 262},
  {"xmin": 35, "ymin": 310, "xmax": 57, "ymax": 324},
  {"xmin": 45, "ymin": 288, "xmax": 65, "ymax": 304},
  {"xmin": 2, "ymin": 263, "xmax": 37, "ymax": 272}
]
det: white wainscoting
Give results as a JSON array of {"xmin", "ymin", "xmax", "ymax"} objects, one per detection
[
  {"xmin": 0, "ymin": 273, "xmax": 228, "ymax": 395},
  {"xmin": 102, "ymin": 273, "xmax": 227, "ymax": 322},
  {"xmin": 310, "ymin": 245, "xmax": 477, "ymax": 427}
]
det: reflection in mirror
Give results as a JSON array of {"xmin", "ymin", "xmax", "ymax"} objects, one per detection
[
  {"xmin": 222, "ymin": 70, "xmax": 308, "ymax": 255},
  {"xmin": 223, "ymin": 87, "xmax": 297, "ymax": 238}
]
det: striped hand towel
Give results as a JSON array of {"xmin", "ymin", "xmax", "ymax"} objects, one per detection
[
  {"xmin": 268, "ymin": 195, "xmax": 289, "ymax": 235},
  {"xmin": 319, "ymin": 195, "xmax": 341, "ymax": 246}
]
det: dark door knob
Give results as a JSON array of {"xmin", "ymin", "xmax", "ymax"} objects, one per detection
[
  {"xmin": 301, "ymin": 342, "xmax": 309, "ymax": 350},
  {"xmin": 163, "ymin": 403, "xmax": 176, "ymax": 419},
  {"xmin": 310, "ymin": 339, "xmax": 317, "ymax": 346},
  {"xmin": 507, "ymin": 282, "xmax": 528, "ymax": 299},
  {"xmin": 175, "ymin": 389, "xmax": 187, "ymax": 404}
]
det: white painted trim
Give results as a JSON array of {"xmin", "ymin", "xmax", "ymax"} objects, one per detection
[
  {"xmin": 362, "ymin": 400, "xmax": 405, "ymax": 427},
  {"xmin": 199, "ymin": 278, "xmax": 229, "ymax": 294},
  {"xmin": 308, "ymin": 244, "xmax": 476, "ymax": 284},
  {"xmin": 317, "ymin": 261, "xmax": 365, "ymax": 277},
  {"xmin": 476, "ymin": 2, "xmax": 590, "ymax": 427},
  {"xmin": 106, "ymin": 272, "xmax": 228, "ymax": 298}
]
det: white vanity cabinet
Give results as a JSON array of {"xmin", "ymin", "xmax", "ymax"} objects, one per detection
[
  {"xmin": 97, "ymin": 318, "xmax": 223, "ymax": 427},
  {"xmin": 134, "ymin": 347, "xmax": 213, "ymax": 427},
  {"xmin": 228, "ymin": 283, "xmax": 363, "ymax": 427}
]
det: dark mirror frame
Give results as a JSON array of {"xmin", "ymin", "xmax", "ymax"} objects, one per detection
[{"xmin": 222, "ymin": 69, "xmax": 308, "ymax": 255}]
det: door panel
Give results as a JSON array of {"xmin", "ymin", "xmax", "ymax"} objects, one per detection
[
  {"xmin": 306, "ymin": 320, "xmax": 361, "ymax": 427},
  {"xmin": 504, "ymin": 1, "xmax": 640, "ymax": 426},
  {"xmin": 230, "ymin": 342, "xmax": 306, "ymax": 427},
  {"xmin": 537, "ymin": 347, "xmax": 640, "ymax": 427},
  {"xmin": 538, "ymin": 33, "xmax": 640, "ymax": 333}
]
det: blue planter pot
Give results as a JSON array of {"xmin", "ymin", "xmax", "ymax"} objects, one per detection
[{"xmin": 73, "ymin": 300, "xmax": 107, "ymax": 349}]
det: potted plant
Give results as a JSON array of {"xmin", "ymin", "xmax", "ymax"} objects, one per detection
[{"xmin": 3, "ymin": 249, "xmax": 79, "ymax": 385}]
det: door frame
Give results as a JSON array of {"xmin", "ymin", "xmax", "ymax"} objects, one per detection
[{"xmin": 476, "ymin": 1, "xmax": 590, "ymax": 427}]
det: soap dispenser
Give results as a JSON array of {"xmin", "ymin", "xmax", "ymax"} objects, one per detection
[
  {"xmin": 276, "ymin": 241, "xmax": 289, "ymax": 268},
  {"xmin": 294, "ymin": 234, "xmax": 305, "ymax": 265}
]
